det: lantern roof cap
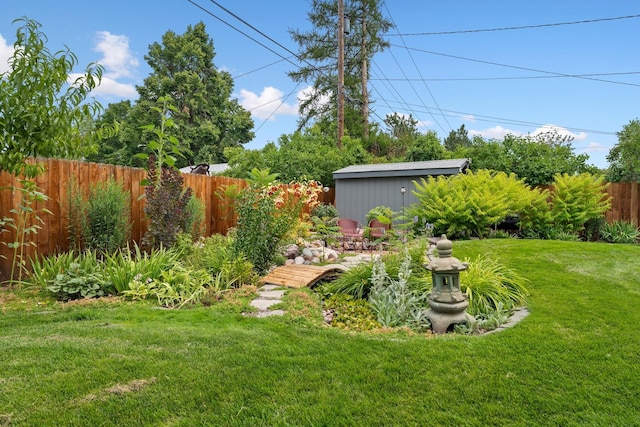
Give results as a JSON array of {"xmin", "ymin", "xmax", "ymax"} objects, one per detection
[{"xmin": 427, "ymin": 235, "xmax": 468, "ymax": 272}]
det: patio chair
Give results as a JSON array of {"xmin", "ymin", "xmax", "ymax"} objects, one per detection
[
  {"xmin": 337, "ymin": 218, "xmax": 363, "ymax": 249},
  {"xmin": 368, "ymin": 218, "xmax": 391, "ymax": 240}
]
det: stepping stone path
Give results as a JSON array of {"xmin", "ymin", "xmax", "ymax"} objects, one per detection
[{"xmin": 249, "ymin": 284, "xmax": 286, "ymax": 317}]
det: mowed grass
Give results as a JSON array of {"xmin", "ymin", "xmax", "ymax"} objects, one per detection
[{"xmin": 1, "ymin": 239, "xmax": 640, "ymax": 426}]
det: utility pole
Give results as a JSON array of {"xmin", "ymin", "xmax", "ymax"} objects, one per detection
[
  {"xmin": 360, "ymin": 7, "xmax": 369, "ymax": 140},
  {"xmin": 337, "ymin": 0, "xmax": 345, "ymax": 148}
]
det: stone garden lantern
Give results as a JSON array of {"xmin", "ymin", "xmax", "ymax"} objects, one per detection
[{"xmin": 424, "ymin": 235, "xmax": 475, "ymax": 333}]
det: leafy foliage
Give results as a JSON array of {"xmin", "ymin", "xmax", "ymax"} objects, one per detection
[
  {"xmin": 123, "ymin": 264, "xmax": 211, "ymax": 308},
  {"xmin": 460, "ymin": 255, "xmax": 529, "ymax": 316},
  {"xmin": 231, "ymin": 177, "xmax": 321, "ymax": 274},
  {"xmin": 411, "ymin": 170, "xmax": 546, "ymax": 238},
  {"xmin": 606, "ymin": 118, "xmax": 640, "ymax": 183},
  {"xmin": 46, "ymin": 261, "xmax": 110, "ymax": 301},
  {"xmin": 1, "ymin": 179, "xmax": 51, "ymax": 284},
  {"xmin": 142, "ymin": 156, "xmax": 193, "ymax": 249},
  {"xmin": 549, "ymin": 173, "xmax": 611, "ymax": 234},
  {"xmin": 320, "ymin": 244, "xmax": 429, "ymax": 299},
  {"xmin": 323, "ymin": 294, "xmax": 381, "ymax": 331},
  {"xmin": 0, "ymin": 18, "xmax": 106, "ymax": 178},
  {"xmin": 599, "ymin": 220, "xmax": 640, "ymax": 244},
  {"xmin": 92, "ymin": 23, "xmax": 254, "ymax": 167},
  {"xmin": 224, "ymin": 130, "xmax": 371, "ymax": 186},
  {"xmin": 185, "ymin": 235, "xmax": 258, "ymax": 287},
  {"xmin": 368, "ymin": 250, "xmax": 429, "ymax": 330},
  {"xmin": 67, "ymin": 179, "xmax": 131, "ymax": 254},
  {"xmin": 457, "ymin": 132, "xmax": 597, "ymax": 186}
]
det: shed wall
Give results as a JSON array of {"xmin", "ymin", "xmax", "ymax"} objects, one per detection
[{"xmin": 335, "ymin": 176, "xmax": 420, "ymax": 226}]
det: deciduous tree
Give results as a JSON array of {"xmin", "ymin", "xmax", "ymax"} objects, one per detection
[
  {"xmin": 0, "ymin": 18, "xmax": 105, "ymax": 177},
  {"xmin": 606, "ymin": 118, "xmax": 640, "ymax": 182}
]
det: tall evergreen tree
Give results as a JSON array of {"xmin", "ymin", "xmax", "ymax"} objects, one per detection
[{"xmin": 288, "ymin": 0, "xmax": 393, "ymax": 141}]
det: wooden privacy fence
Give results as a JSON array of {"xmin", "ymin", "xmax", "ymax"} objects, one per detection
[
  {"xmin": 1, "ymin": 158, "xmax": 638, "ymax": 278},
  {"xmin": 0, "ymin": 158, "xmax": 335, "ymax": 278}
]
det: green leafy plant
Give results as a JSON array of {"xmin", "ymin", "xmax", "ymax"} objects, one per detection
[
  {"xmin": 186, "ymin": 234, "xmax": 257, "ymax": 287},
  {"xmin": 44, "ymin": 250, "xmax": 112, "ymax": 301},
  {"xmin": 311, "ymin": 203, "xmax": 338, "ymax": 220},
  {"xmin": 67, "ymin": 178, "xmax": 131, "ymax": 254},
  {"xmin": 1, "ymin": 179, "xmax": 51, "ymax": 284},
  {"xmin": 323, "ymin": 294, "xmax": 381, "ymax": 331},
  {"xmin": 411, "ymin": 170, "xmax": 547, "ymax": 239},
  {"xmin": 549, "ymin": 172, "xmax": 611, "ymax": 234},
  {"xmin": 123, "ymin": 264, "xmax": 211, "ymax": 308},
  {"xmin": 29, "ymin": 250, "xmax": 78, "ymax": 290},
  {"xmin": 231, "ymin": 175, "xmax": 320, "ymax": 274},
  {"xmin": 183, "ymin": 195, "xmax": 206, "ymax": 240},
  {"xmin": 366, "ymin": 206, "xmax": 394, "ymax": 223},
  {"xmin": 368, "ymin": 249, "xmax": 429, "ymax": 331},
  {"xmin": 320, "ymin": 243, "xmax": 430, "ymax": 299},
  {"xmin": 599, "ymin": 220, "xmax": 640, "ymax": 244},
  {"xmin": 460, "ymin": 255, "xmax": 529, "ymax": 316},
  {"xmin": 475, "ymin": 302, "xmax": 511, "ymax": 331}
]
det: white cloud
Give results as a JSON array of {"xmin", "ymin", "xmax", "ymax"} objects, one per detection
[
  {"xmin": 67, "ymin": 72, "xmax": 137, "ymax": 99},
  {"xmin": 297, "ymin": 85, "xmax": 330, "ymax": 110},
  {"xmin": 239, "ymin": 86, "xmax": 298, "ymax": 120},
  {"xmin": 469, "ymin": 125, "xmax": 518, "ymax": 140},
  {"xmin": 531, "ymin": 124, "xmax": 587, "ymax": 141},
  {"xmin": 579, "ymin": 142, "xmax": 609, "ymax": 153},
  {"xmin": 93, "ymin": 31, "xmax": 138, "ymax": 79},
  {"xmin": 461, "ymin": 114, "xmax": 476, "ymax": 122},
  {"xmin": 0, "ymin": 33, "xmax": 14, "ymax": 74}
]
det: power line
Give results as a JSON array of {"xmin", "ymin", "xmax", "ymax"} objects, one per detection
[
  {"xmin": 233, "ymin": 56, "xmax": 293, "ymax": 79},
  {"xmin": 385, "ymin": 14, "xmax": 640, "ymax": 36},
  {"xmin": 392, "ymin": 44, "xmax": 640, "ymax": 88},
  {"xmin": 186, "ymin": 0, "xmax": 301, "ymax": 69},
  {"xmin": 377, "ymin": 98, "xmax": 616, "ymax": 136},
  {"xmin": 369, "ymin": 71, "xmax": 640, "ymax": 82},
  {"xmin": 381, "ymin": 2, "xmax": 452, "ymax": 134}
]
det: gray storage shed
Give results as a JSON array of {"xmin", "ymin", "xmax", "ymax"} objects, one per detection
[{"xmin": 332, "ymin": 158, "xmax": 470, "ymax": 226}]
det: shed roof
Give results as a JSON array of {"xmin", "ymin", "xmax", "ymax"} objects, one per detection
[{"xmin": 333, "ymin": 158, "xmax": 470, "ymax": 180}]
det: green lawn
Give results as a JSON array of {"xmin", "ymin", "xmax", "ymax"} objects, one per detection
[{"xmin": 2, "ymin": 239, "xmax": 640, "ymax": 426}]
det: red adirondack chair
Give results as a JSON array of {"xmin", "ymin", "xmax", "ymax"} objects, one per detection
[
  {"xmin": 368, "ymin": 218, "xmax": 391, "ymax": 239},
  {"xmin": 338, "ymin": 218, "xmax": 363, "ymax": 241}
]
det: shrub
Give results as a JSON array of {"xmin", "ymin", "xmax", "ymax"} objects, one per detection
[
  {"xmin": 320, "ymin": 242, "xmax": 430, "ymax": 299},
  {"xmin": 186, "ymin": 235, "xmax": 258, "ymax": 287},
  {"xmin": 68, "ymin": 178, "xmax": 131, "ymax": 254},
  {"xmin": 312, "ymin": 203, "xmax": 338, "ymax": 220},
  {"xmin": 549, "ymin": 173, "xmax": 611, "ymax": 234},
  {"xmin": 183, "ymin": 195, "xmax": 206, "ymax": 241},
  {"xmin": 599, "ymin": 220, "xmax": 640, "ymax": 244},
  {"xmin": 411, "ymin": 170, "xmax": 546, "ymax": 239},
  {"xmin": 123, "ymin": 264, "xmax": 211, "ymax": 308},
  {"xmin": 231, "ymin": 178, "xmax": 320, "ymax": 274},
  {"xmin": 142, "ymin": 156, "xmax": 193, "ymax": 249},
  {"xmin": 366, "ymin": 206, "xmax": 394, "ymax": 223}
]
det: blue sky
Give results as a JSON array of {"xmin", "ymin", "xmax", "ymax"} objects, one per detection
[{"xmin": 1, "ymin": 1, "xmax": 639, "ymax": 169}]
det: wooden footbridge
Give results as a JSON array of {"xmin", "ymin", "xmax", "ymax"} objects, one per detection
[{"xmin": 260, "ymin": 264, "xmax": 347, "ymax": 288}]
